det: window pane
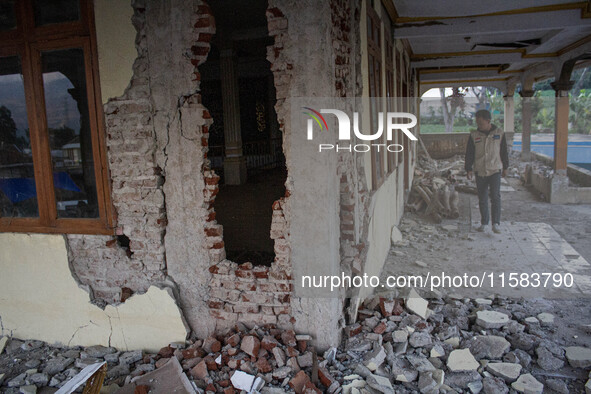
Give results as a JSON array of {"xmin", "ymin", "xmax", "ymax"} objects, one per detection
[
  {"xmin": 0, "ymin": 1, "xmax": 17, "ymax": 31},
  {"xmin": 33, "ymin": 0, "xmax": 80, "ymax": 26},
  {"xmin": 42, "ymin": 48, "xmax": 98, "ymax": 218},
  {"xmin": 0, "ymin": 56, "xmax": 39, "ymax": 217}
]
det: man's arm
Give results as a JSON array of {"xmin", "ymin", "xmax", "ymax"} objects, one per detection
[
  {"xmin": 500, "ymin": 133, "xmax": 509, "ymax": 171},
  {"xmin": 465, "ymin": 134, "xmax": 475, "ymax": 172}
]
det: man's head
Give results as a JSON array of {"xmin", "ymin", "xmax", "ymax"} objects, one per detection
[{"xmin": 475, "ymin": 109, "xmax": 492, "ymax": 131}]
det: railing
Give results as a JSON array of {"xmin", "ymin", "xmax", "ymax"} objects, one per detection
[{"xmin": 208, "ymin": 137, "xmax": 284, "ymax": 173}]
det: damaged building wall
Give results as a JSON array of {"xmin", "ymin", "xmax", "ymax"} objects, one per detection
[
  {"xmin": 1, "ymin": 0, "xmax": 415, "ymax": 352},
  {"xmin": 0, "ymin": 233, "xmax": 188, "ymax": 352},
  {"xmin": 356, "ymin": 0, "xmax": 417, "ymax": 302}
]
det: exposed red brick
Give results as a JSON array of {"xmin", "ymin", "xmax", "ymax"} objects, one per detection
[
  {"xmin": 197, "ymin": 32, "xmax": 213, "ymax": 42},
  {"xmin": 240, "ymin": 335, "xmax": 260, "ymax": 358},
  {"xmin": 289, "ymin": 370, "xmax": 311, "ymax": 394},
  {"xmin": 256, "ymin": 356, "xmax": 272, "ymax": 373},
  {"xmin": 374, "ymin": 322, "xmax": 387, "ymax": 335},
  {"xmin": 134, "ymin": 385, "xmax": 149, "ymax": 394},
  {"xmin": 318, "ymin": 366, "xmax": 336, "ymax": 387},
  {"xmin": 197, "ymin": 4, "xmax": 211, "ymax": 14},
  {"xmin": 303, "ymin": 381, "xmax": 322, "ymax": 394},
  {"xmin": 266, "ymin": 7, "xmax": 284, "ymax": 18},
  {"xmin": 182, "ymin": 347, "xmax": 205, "ymax": 360},
  {"xmin": 261, "ymin": 336, "xmax": 279, "ymax": 351},
  {"xmin": 157, "ymin": 345, "xmax": 175, "ymax": 358},
  {"xmin": 208, "ymin": 265, "xmax": 219, "ymax": 274},
  {"xmin": 286, "ymin": 346, "xmax": 299, "ymax": 358},
  {"xmin": 204, "ymin": 355, "xmax": 218, "ymax": 371},
  {"xmin": 235, "ymin": 269, "xmax": 253, "ymax": 279},
  {"xmin": 205, "ymin": 383, "xmax": 216, "ymax": 393},
  {"xmin": 212, "ymin": 241, "xmax": 224, "ymax": 249},
  {"xmin": 190, "ymin": 360, "xmax": 208, "ymax": 380},
  {"xmin": 297, "ymin": 340, "xmax": 307, "ymax": 353},
  {"xmin": 226, "ymin": 333, "xmax": 241, "ymax": 347}
]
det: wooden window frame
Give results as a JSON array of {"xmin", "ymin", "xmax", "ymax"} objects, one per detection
[
  {"xmin": 0, "ymin": 0, "xmax": 113, "ymax": 235},
  {"xmin": 384, "ymin": 18, "xmax": 396, "ymax": 173},
  {"xmin": 367, "ymin": 4, "xmax": 385, "ymax": 190}
]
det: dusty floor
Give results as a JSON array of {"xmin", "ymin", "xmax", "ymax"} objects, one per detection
[{"xmin": 380, "ymin": 165, "xmax": 591, "ymax": 353}]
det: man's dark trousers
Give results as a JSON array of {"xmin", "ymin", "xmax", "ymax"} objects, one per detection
[{"xmin": 475, "ymin": 171, "xmax": 501, "ymax": 225}]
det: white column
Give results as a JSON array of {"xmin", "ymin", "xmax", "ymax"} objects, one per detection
[{"xmin": 220, "ymin": 43, "xmax": 247, "ymax": 185}]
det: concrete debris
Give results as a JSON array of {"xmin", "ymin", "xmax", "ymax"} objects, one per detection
[
  {"xmin": 476, "ymin": 310, "xmax": 510, "ymax": 329},
  {"xmin": 485, "ymin": 362, "xmax": 521, "ymax": 383},
  {"xmin": 406, "ymin": 288, "xmax": 429, "ymax": 319},
  {"xmin": 447, "ymin": 349, "xmax": 479, "ymax": 372},
  {"xmin": 366, "ymin": 373, "xmax": 394, "ymax": 393},
  {"xmin": 230, "ymin": 370, "xmax": 255, "ymax": 392},
  {"xmin": 1, "ymin": 289, "xmax": 589, "ymax": 393},
  {"xmin": 536, "ymin": 312, "xmax": 555, "ymax": 326},
  {"xmin": 535, "ymin": 346, "xmax": 564, "ymax": 371},
  {"xmin": 0, "ymin": 336, "xmax": 8, "ymax": 355},
  {"xmin": 511, "ymin": 373, "xmax": 544, "ymax": 394},
  {"xmin": 563, "ymin": 346, "xmax": 591, "ymax": 369}
]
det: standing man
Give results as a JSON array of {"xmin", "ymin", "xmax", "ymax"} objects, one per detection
[{"xmin": 465, "ymin": 109, "xmax": 509, "ymax": 234}]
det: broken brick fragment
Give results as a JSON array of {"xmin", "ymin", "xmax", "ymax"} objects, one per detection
[
  {"xmin": 134, "ymin": 386, "xmax": 149, "ymax": 394},
  {"xmin": 297, "ymin": 340, "xmax": 307, "ymax": 353},
  {"xmin": 261, "ymin": 335, "xmax": 279, "ymax": 351},
  {"xmin": 157, "ymin": 345, "xmax": 175, "ymax": 359},
  {"xmin": 289, "ymin": 370, "xmax": 311, "ymax": 394},
  {"xmin": 318, "ymin": 366, "xmax": 336, "ymax": 387},
  {"xmin": 203, "ymin": 336, "xmax": 221, "ymax": 353},
  {"xmin": 256, "ymin": 356, "xmax": 273, "ymax": 373},
  {"xmin": 190, "ymin": 360, "xmax": 208, "ymax": 380},
  {"xmin": 204, "ymin": 355, "xmax": 218, "ymax": 371},
  {"xmin": 226, "ymin": 333, "xmax": 241, "ymax": 347},
  {"xmin": 374, "ymin": 322, "xmax": 387, "ymax": 335},
  {"xmin": 303, "ymin": 381, "xmax": 322, "ymax": 394},
  {"xmin": 240, "ymin": 336, "xmax": 260, "ymax": 358},
  {"xmin": 281, "ymin": 330, "xmax": 297, "ymax": 347},
  {"xmin": 286, "ymin": 346, "xmax": 299, "ymax": 357},
  {"xmin": 345, "ymin": 323, "xmax": 362, "ymax": 337}
]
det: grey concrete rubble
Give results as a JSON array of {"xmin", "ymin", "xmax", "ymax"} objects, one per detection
[{"xmin": 1, "ymin": 289, "xmax": 590, "ymax": 393}]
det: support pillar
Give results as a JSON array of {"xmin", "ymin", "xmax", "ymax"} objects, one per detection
[
  {"xmin": 503, "ymin": 94, "xmax": 515, "ymax": 150},
  {"xmin": 519, "ymin": 89, "xmax": 535, "ymax": 160},
  {"xmin": 220, "ymin": 42, "xmax": 247, "ymax": 185},
  {"xmin": 551, "ymin": 82, "xmax": 573, "ymax": 174}
]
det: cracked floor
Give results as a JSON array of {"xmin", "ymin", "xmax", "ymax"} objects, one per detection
[{"xmin": 378, "ymin": 175, "xmax": 591, "ymax": 348}]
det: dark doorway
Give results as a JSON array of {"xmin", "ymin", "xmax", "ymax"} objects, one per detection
[{"xmin": 199, "ymin": 0, "xmax": 286, "ymax": 266}]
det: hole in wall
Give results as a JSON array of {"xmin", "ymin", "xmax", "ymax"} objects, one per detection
[
  {"xmin": 199, "ymin": 0, "xmax": 286, "ymax": 266},
  {"xmin": 117, "ymin": 234, "xmax": 133, "ymax": 258}
]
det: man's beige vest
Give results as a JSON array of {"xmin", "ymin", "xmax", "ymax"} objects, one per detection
[{"xmin": 470, "ymin": 126, "xmax": 504, "ymax": 177}]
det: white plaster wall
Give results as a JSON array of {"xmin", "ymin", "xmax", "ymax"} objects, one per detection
[
  {"xmin": 0, "ymin": 233, "xmax": 188, "ymax": 352},
  {"xmin": 359, "ymin": 168, "xmax": 403, "ymax": 300},
  {"xmin": 94, "ymin": 0, "xmax": 136, "ymax": 103}
]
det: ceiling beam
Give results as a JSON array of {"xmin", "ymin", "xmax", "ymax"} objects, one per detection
[
  {"xmin": 411, "ymin": 52, "xmax": 556, "ymax": 68},
  {"xmin": 394, "ymin": 9, "xmax": 591, "ymax": 39},
  {"xmin": 395, "ymin": 2, "xmax": 588, "ymax": 23}
]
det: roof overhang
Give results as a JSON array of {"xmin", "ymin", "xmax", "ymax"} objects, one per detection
[{"xmin": 383, "ymin": 0, "xmax": 591, "ymax": 95}]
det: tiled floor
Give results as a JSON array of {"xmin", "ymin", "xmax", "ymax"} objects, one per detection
[{"xmin": 379, "ymin": 196, "xmax": 591, "ymax": 300}]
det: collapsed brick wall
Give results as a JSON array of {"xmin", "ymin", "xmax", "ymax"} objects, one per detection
[
  {"xmin": 67, "ymin": 2, "xmax": 166, "ymax": 304},
  {"xmin": 203, "ymin": 4, "xmax": 295, "ymax": 330}
]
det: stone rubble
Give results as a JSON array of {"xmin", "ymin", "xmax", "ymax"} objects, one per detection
[{"xmin": 1, "ymin": 286, "xmax": 590, "ymax": 393}]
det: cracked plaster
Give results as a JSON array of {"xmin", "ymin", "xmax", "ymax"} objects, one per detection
[{"xmin": 0, "ymin": 233, "xmax": 188, "ymax": 352}]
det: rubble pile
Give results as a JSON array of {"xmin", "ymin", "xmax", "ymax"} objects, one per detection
[
  {"xmin": 408, "ymin": 155, "xmax": 464, "ymax": 222},
  {"xmin": 2, "ymin": 290, "xmax": 591, "ymax": 393}
]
